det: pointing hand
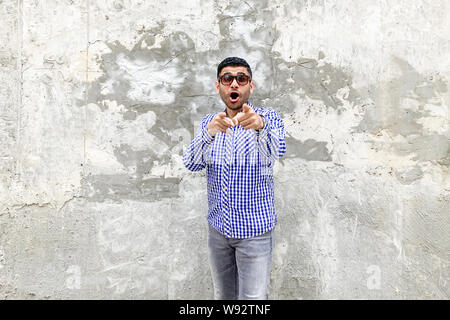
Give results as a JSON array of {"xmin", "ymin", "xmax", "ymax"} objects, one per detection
[
  {"xmin": 206, "ymin": 112, "xmax": 234, "ymax": 137},
  {"xmin": 232, "ymin": 103, "xmax": 264, "ymax": 130}
]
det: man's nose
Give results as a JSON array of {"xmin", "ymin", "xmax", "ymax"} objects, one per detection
[{"xmin": 230, "ymin": 78, "xmax": 239, "ymax": 88}]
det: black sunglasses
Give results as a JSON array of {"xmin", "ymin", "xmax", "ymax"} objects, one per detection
[{"xmin": 218, "ymin": 73, "xmax": 251, "ymax": 86}]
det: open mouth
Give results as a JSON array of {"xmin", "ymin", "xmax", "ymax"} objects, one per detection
[{"xmin": 229, "ymin": 91, "xmax": 240, "ymax": 103}]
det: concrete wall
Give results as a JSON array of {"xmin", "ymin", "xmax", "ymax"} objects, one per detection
[{"xmin": 0, "ymin": 0, "xmax": 448, "ymax": 299}]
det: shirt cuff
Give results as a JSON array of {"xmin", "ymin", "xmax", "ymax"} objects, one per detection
[
  {"xmin": 256, "ymin": 115, "xmax": 269, "ymax": 139},
  {"xmin": 202, "ymin": 126, "xmax": 215, "ymax": 144}
]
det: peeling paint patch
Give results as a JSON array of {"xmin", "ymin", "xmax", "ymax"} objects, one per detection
[
  {"xmin": 355, "ymin": 57, "xmax": 449, "ymax": 164},
  {"xmin": 284, "ymin": 136, "xmax": 332, "ymax": 162}
]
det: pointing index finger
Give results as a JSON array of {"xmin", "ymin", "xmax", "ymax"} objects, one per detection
[{"xmin": 242, "ymin": 103, "xmax": 251, "ymax": 113}]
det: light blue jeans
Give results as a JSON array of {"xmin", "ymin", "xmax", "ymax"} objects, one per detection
[{"xmin": 207, "ymin": 224, "xmax": 274, "ymax": 300}]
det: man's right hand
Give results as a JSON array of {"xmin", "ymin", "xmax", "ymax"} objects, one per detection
[{"xmin": 207, "ymin": 112, "xmax": 234, "ymax": 137}]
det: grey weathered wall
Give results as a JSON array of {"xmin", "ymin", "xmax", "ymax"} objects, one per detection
[{"xmin": 0, "ymin": 0, "xmax": 449, "ymax": 299}]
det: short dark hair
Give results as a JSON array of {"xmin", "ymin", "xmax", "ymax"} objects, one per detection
[{"xmin": 217, "ymin": 57, "xmax": 252, "ymax": 78}]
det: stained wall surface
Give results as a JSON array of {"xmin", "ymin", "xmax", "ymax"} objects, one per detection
[{"xmin": 0, "ymin": 0, "xmax": 449, "ymax": 299}]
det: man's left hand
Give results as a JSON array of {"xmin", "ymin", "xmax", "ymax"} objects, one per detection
[{"xmin": 232, "ymin": 103, "xmax": 264, "ymax": 130}]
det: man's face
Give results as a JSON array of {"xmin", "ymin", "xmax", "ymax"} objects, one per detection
[{"xmin": 215, "ymin": 66, "xmax": 254, "ymax": 111}]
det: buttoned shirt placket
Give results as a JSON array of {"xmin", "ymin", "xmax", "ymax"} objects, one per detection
[{"xmin": 221, "ymin": 126, "xmax": 235, "ymax": 237}]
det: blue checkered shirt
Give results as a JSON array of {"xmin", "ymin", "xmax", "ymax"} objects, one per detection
[{"xmin": 183, "ymin": 103, "xmax": 286, "ymax": 238}]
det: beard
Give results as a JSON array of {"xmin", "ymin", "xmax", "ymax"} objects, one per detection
[{"xmin": 227, "ymin": 102, "xmax": 245, "ymax": 110}]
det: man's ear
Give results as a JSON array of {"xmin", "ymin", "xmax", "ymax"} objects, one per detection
[
  {"xmin": 249, "ymin": 80, "xmax": 255, "ymax": 93},
  {"xmin": 215, "ymin": 81, "xmax": 220, "ymax": 93}
]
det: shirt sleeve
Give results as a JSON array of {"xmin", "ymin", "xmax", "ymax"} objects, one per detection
[
  {"xmin": 182, "ymin": 113, "xmax": 215, "ymax": 171},
  {"xmin": 255, "ymin": 108, "xmax": 286, "ymax": 161}
]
